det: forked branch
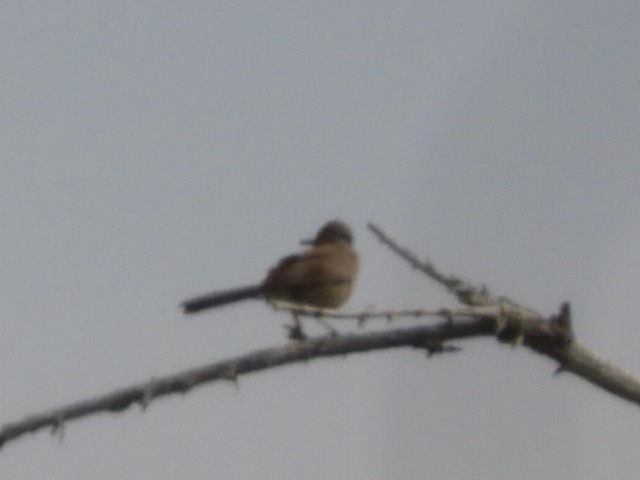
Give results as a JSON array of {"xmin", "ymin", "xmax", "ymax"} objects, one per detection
[{"xmin": 1, "ymin": 223, "xmax": 639, "ymax": 452}]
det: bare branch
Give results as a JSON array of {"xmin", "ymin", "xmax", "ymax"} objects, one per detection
[
  {"xmin": 367, "ymin": 222, "xmax": 491, "ymax": 306},
  {"xmin": 517, "ymin": 304, "xmax": 640, "ymax": 406},
  {"xmin": 0, "ymin": 319, "xmax": 491, "ymax": 451},
  {"xmin": 549, "ymin": 342, "xmax": 640, "ymax": 403},
  {"xmin": 3, "ymin": 224, "xmax": 640, "ymax": 453},
  {"xmin": 366, "ymin": 224, "xmax": 640, "ymax": 406},
  {"xmin": 271, "ymin": 302, "xmax": 504, "ymax": 321},
  {"xmin": 2, "ymin": 303, "xmax": 640, "ymax": 451}
]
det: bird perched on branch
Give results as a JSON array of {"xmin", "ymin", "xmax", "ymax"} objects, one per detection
[{"xmin": 181, "ymin": 220, "xmax": 359, "ymax": 314}]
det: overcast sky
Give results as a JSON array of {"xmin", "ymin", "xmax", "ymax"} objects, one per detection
[{"xmin": 2, "ymin": 2, "xmax": 640, "ymax": 479}]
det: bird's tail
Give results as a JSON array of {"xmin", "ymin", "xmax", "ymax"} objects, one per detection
[{"xmin": 181, "ymin": 285, "xmax": 262, "ymax": 313}]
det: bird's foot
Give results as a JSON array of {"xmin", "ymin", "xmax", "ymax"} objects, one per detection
[{"xmin": 285, "ymin": 323, "xmax": 307, "ymax": 341}]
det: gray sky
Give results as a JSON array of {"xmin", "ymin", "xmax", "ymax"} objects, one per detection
[{"xmin": 2, "ymin": 2, "xmax": 640, "ymax": 479}]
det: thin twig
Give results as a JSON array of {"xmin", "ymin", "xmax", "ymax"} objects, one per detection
[
  {"xmin": 367, "ymin": 222, "xmax": 493, "ymax": 306},
  {"xmin": 272, "ymin": 303, "xmax": 515, "ymax": 321}
]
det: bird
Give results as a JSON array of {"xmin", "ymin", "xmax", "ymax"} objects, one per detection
[{"xmin": 181, "ymin": 220, "xmax": 359, "ymax": 314}]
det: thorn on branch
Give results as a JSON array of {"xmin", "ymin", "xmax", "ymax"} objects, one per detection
[
  {"xmin": 140, "ymin": 386, "xmax": 154, "ymax": 410},
  {"xmin": 221, "ymin": 366, "xmax": 240, "ymax": 390},
  {"xmin": 437, "ymin": 308, "xmax": 454, "ymax": 326},
  {"xmin": 427, "ymin": 342, "xmax": 461, "ymax": 357},
  {"xmin": 51, "ymin": 416, "xmax": 65, "ymax": 442},
  {"xmin": 553, "ymin": 365, "xmax": 566, "ymax": 376},
  {"xmin": 414, "ymin": 338, "xmax": 461, "ymax": 357},
  {"xmin": 548, "ymin": 302, "xmax": 574, "ymax": 345},
  {"xmin": 221, "ymin": 366, "xmax": 238, "ymax": 383}
]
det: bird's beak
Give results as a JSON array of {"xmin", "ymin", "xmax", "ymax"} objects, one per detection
[{"xmin": 300, "ymin": 238, "xmax": 314, "ymax": 246}]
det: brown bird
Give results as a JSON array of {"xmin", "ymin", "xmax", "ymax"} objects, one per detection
[{"xmin": 181, "ymin": 220, "xmax": 359, "ymax": 314}]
